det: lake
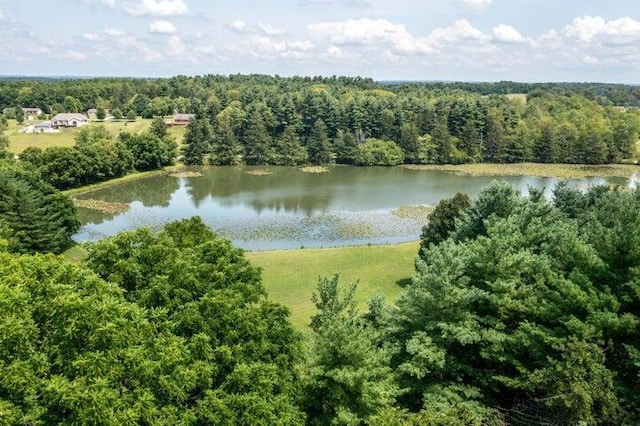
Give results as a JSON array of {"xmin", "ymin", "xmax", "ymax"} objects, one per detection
[{"xmin": 73, "ymin": 166, "xmax": 629, "ymax": 250}]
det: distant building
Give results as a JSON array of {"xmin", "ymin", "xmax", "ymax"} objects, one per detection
[
  {"xmin": 166, "ymin": 113, "xmax": 195, "ymax": 126},
  {"xmin": 22, "ymin": 108, "xmax": 43, "ymax": 120},
  {"xmin": 34, "ymin": 121, "xmax": 58, "ymax": 133},
  {"xmin": 51, "ymin": 113, "xmax": 89, "ymax": 128},
  {"xmin": 18, "ymin": 121, "xmax": 59, "ymax": 134}
]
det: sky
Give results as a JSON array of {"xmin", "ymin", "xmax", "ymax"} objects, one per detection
[{"xmin": 0, "ymin": 0, "xmax": 638, "ymax": 83}]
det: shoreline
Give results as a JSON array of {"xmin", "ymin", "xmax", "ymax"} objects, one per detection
[{"xmin": 403, "ymin": 162, "xmax": 638, "ymax": 179}]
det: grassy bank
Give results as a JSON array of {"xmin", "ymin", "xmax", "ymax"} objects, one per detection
[
  {"xmin": 404, "ymin": 162, "xmax": 638, "ymax": 178},
  {"xmin": 246, "ymin": 242, "xmax": 419, "ymax": 329},
  {"xmin": 63, "ymin": 165, "xmax": 184, "ymax": 196}
]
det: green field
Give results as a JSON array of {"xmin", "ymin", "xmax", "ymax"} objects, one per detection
[
  {"xmin": 246, "ymin": 242, "xmax": 419, "ymax": 329},
  {"xmin": 4, "ymin": 118, "xmax": 186, "ymax": 154}
]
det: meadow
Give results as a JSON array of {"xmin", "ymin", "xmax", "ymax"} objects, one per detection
[
  {"xmin": 5, "ymin": 118, "xmax": 186, "ymax": 154},
  {"xmin": 246, "ymin": 242, "xmax": 419, "ymax": 329}
]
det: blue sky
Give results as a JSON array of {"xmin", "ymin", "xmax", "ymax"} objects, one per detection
[{"xmin": 0, "ymin": 0, "xmax": 638, "ymax": 82}]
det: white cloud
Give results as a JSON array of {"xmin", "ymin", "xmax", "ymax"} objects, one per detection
[
  {"xmin": 563, "ymin": 15, "xmax": 640, "ymax": 45},
  {"xmin": 83, "ymin": 33, "xmax": 101, "ymax": 41},
  {"xmin": 0, "ymin": 8, "xmax": 4, "ymax": 19},
  {"xmin": 229, "ymin": 21, "xmax": 286, "ymax": 37},
  {"xmin": 124, "ymin": 0, "xmax": 188, "ymax": 16},
  {"xmin": 258, "ymin": 23, "xmax": 286, "ymax": 36},
  {"xmin": 149, "ymin": 20, "xmax": 177, "ymax": 34},
  {"xmin": 230, "ymin": 20, "xmax": 247, "ymax": 33},
  {"xmin": 460, "ymin": 0, "xmax": 492, "ymax": 10},
  {"xmin": 230, "ymin": 36, "xmax": 315, "ymax": 60},
  {"xmin": 308, "ymin": 18, "xmax": 431, "ymax": 54},
  {"xmin": 301, "ymin": 0, "xmax": 371, "ymax": 8},
  {"xmin": 426, "ymin": 19, "xmax": 489, "ymax": 46},
  {"xmin": 105, "ymin": 28, "xmax": 126, "ymax": 37},
  {"xmin": 493, "ymin": 24, "xmax": 524, "ymax": 43},
  {"xmin": 64, "ymin": 50, "xmax": 88, "ymax": 61}
]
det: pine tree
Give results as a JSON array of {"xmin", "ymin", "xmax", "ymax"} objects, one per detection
[
  {"xmin": 307, "ymin": 119, "xmax": 333, "ymax": 165},
  {"xmin": 182, "ymin": 117, "xmax": 213, "ymax": 165},
  {"xmin": 243, "ymin": 114, "xmax": 272, "ymax": 165},
  {"xmin": 274, "ymin": 125, "xmax": 307, "ymax": 166},
  {"xmin": 212, "ymin": 118, "xmax": 242, "ymax": 165}
]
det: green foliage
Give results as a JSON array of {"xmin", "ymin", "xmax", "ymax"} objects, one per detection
[
  {"xmin": 354, "ymin": 138, "xmax": 404, "ymax": 166},
  {"xmin": 307, "ymin": 119, "xmax": 333, "ymax": 165},
  {"xmin": 419, "ymin": 192, "xmax": 471, "ymax": 254},
  {"xmin": 386, "ymin": 182, "xmax": 640, "ymax": 424},
  {"xmin": 302, "ymin": 275, "xmax": 397, "ymax": 425},
  {"xmin": 243, "ymin": 113, "xmax": 273, "ymax": 165},
  {"xmin": 0, "ymin": 161, "xmax": 79, "ymax": 254},
  {"xmin": 274, "ymin": 125, "xmax": 308, "ymax": 166},
  {"xmin": 0, "ymin": 217, "xmax": 305, "ymax": 424},
  {"xmin": 120, "ymin": 131, "xmax": 177, "ymax": 171},
  {"xmin": 182, "ymin": 117, "xmax": 213, "ymax": 165}
]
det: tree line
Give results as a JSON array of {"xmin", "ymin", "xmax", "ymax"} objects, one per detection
[
  {"xmin": 0, "ymin": 178, "xmax": 639, "ymax": 424},
  {"xmin": 18, "ymin": 119, "xmax": 176, "ymax": 190},
  {"xmin": 1, "ymin": 75, "xmax": 638, "ymax": 167}
]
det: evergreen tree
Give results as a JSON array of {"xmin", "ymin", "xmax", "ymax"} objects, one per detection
[
  {"xmin": 333, "ymin": 130, "xmax": 358, "ymax": 165},
  {"xmin": 274, "ymin": 125, "xmax": 307, "ymax": 166},
  {"xmin": 149, "ymin": 116, "xmax": 169, "ymax": 139},
  {"xmin": 307, "ymin": 119, "xmax": 333, "ymax": 165},
  {"xmin": 399, "ymin": 122, "xmax": 421, "ymax": 163},
  {"xmin": 243, "ymin": 114, "xmax": 272, "ymax": 165},
  {"xmin": 483, "ymin": 107, "xmax": 506, "ymax": 162},
  {"xmin": 302, "ymin": 275, "xmax": 397, "ymax": 425},
  {"xmin": 182, "ymin": 117, "xmax": 213, "ymax": 165},
  {"xmin": 432, "ymin": 116, "xmax": 453, "ymax": 164},
  {"xmin": 533, "ymin": 119, "xmax": 557, "ymax": 163},
  {"xmin": 212, "ymin": 118, "xmax": 242, "ymax": 165},
  {"xmin": 459, "ymin": 117, "xmax": 481, "ymax": 162}
]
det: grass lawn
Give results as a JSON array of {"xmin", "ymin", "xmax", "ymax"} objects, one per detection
[
  {"xmin": 247, "ymin": 242, "xmax": 419, "ymax": 329},
  {"xmin": 5, "ymin": 118, "xmax": 186, "ymax": 154}
]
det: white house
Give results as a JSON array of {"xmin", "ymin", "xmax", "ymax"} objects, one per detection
[
  {"xmin": 51, "ymin": 113, "xmax": 89, "ymax": 128},
  {"xmin": 22, "ymin": 108, "xmax": 43, "ymax": 120}
]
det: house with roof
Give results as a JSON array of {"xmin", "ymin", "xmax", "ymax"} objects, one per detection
[
  {"xmin": 166, "ymin": 113, "xmax": 195, "ymax": 126},
  {"xmin": 22, "ymin": 108, "xmax": 43, "ymax": 120},
  {"xmin": 51, "ymin": 113, "xmax": 89, "ymax": 128}
]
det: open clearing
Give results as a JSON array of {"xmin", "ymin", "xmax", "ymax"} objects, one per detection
[{"xmin": 246, "ymin": 242, "xmax": 419, "ymax": 329}]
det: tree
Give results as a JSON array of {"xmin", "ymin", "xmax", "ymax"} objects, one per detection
[
  {"xmin": 149, "ymin": 116, "xmax": 169, "ymax": 139},
  {"xmin": 387, "ymin": 182, "xmax": 639, "ymax": 424},
  {"xmin": 14, "ymin": 107, "xmax": 25, "ymax": 124},
  {"xmin": 307, "ymin": 119, "xmax": 333, "ymax": 165},
  {"xmin": 431, "ymin": 116, "xmax": 453, "ymax": 164},
  {"xmin": 126, "ymin": 109, "xmax": 137, "ymax": 121},
  {"xmin": 120, "ymin": 131, "xmax": 177, "ymax": 171},
  {"xmin": 96, "ymin": 106, "xmax": 106, "ymax": 120},
  {"xmin": 302, "ymin": 275, "xmax": 397, "ymax": 425},
  {"xmin": 211, "ymin": 118, "xmax": 242, "ymax": 165},
  {"xmin": 182, "ymin": 117, "xmax": 213, "ymax": 165},
  {"xmin": 483, "ymin": 107, "xmax": 506, "ymax": 162},
  {"xmin": 0, "ymin": 161, "xmax": 79, "ymax": 253},
  {"xmin": 354, "ymin": 138, "xmax": 404, "ymax": 166},
  {"xmin": 243, "ymin": 114, "xmax": 272, "ymax": 165},
  {"xmin": 419, "ymin": 192, "xmax": 470, "ymax": 254},
  {"xmin": 0, "ymin": 134, "xmax": 10, "ymax": 160},
  {"xmin": 274, "ymin": 125, "xmax": 307, "ymax": 166}
]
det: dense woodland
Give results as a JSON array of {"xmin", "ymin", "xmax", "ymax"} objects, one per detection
[
  {"xmin": 0, "ymin": 178, "xmax": 638, "ymax": 425},
  {"xmin": 1, "ymin": 76, "xmax": 639, "ymax": 175}
]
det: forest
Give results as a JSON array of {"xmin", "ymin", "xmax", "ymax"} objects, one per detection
[
  {"xmin": 0, "ymin": 174, "xmax": 639, "ymax": 425},
  {"xmin": 1, "ymin": 75, "xmax": 639, "ymax": 175}
]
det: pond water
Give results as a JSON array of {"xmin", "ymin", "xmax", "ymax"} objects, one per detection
[{"xmin": 73, "ymin": 166, "xmax": 629, "ymax": 250}]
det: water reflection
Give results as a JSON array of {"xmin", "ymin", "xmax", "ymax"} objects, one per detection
[{"xmin": 73, "ymin": 166, "xmax": 632, "ymax": 250}]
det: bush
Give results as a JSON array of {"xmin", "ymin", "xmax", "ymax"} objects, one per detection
[{"xmin": 354, "ymin": 139, "xmax": 404, "ymax": 166}]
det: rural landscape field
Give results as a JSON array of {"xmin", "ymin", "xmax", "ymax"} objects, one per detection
[{"xmin": 1, "ymin": 0, "xmax": 639, "ymax": 424}]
